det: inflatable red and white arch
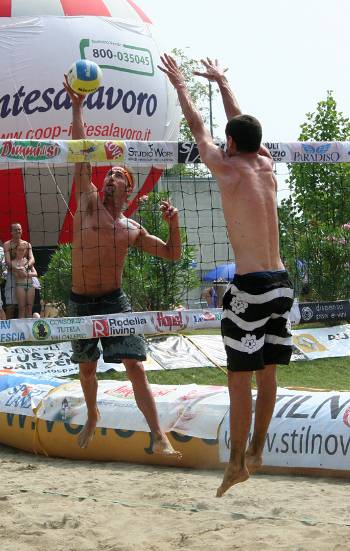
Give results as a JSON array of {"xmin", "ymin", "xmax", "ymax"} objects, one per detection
[
  {"xmin": 0, "ymin": 0, "xmax": 180, "ymax": 260},
  {"xmin": 0, "ymin": 0, "xmax": 151, "ymax": 21}
]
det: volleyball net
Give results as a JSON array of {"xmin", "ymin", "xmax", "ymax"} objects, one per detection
[{"xmin": 0, "ymin": 138, "xmax": 349, "ymax": 345}]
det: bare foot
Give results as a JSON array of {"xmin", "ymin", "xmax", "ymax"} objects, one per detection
[
  {"xmin": 245, "ymin": 451, "xmax": 262, "ymax": 475},
  {"xmin": 216, "ymin": 462, "xmax": 249, "ymax": 497},
  {"xmin": 77, "ymin": 409, "xmax": 100, "ymax": 449},
  {"xmin": 152, "ymin": 435, "xmax": 182, "ymax": 459}
]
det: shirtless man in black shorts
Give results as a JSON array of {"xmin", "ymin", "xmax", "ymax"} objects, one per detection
[
  {"xmin": 159, "ymin": 55, "xmax": 294, "ymax": 495},
  {"xmin": 64, "ymin": 76, "xmax": 182, "ymax": 457}
]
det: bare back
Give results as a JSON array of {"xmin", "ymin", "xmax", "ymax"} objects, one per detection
[
  {"xmin": 212, "ymin": 153, "xmax": 284, "ymax": 274},
  {"xmin": 72, "ymin": 191, "xmax": 141, "ymax": 295}
]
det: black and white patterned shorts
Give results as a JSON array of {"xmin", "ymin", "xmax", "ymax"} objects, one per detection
[{"xmin": 221, "ymin": 270, "xmax": 294, "ymax": 372}]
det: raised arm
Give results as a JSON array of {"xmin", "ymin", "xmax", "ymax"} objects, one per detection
[
  {"xmin": 134, "ymin": 200, "xmax": 182, "ymax": 261},
  {"xmin": 194, "ymin": 58, "xmax": 271, "ymax": 159},
  {"xmin": 158, "ymin": 54, "xmax": 224, "ymax": 171},
  {"xmin": 63, "ymin": 76, "xmax": 95, "ymax": 198},
  {"xmin": 194, "ymin": 58, "xmax": 241, "ymax": 120}
]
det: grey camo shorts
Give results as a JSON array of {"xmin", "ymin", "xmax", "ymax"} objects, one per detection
[{"xmin": 68, "ymin": 288, "xmax": 147, "ymax": 364}]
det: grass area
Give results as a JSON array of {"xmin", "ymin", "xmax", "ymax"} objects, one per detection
[{"xmin": 96, "ymin": 356, "xmax": 350, "ymax": 391}]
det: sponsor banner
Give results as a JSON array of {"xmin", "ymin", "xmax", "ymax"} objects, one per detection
[
  {"xmin": 1, "ymin": 140, "xmax": 350, "ymax": 165},
  {"xmin": 2, "ymin": 370, "xmax": 350, "ymax": 472},
  {"xmin": 0, "ymin": 310, "xmax": 223, "ymax": 344},
  {"xmin": 263, "ymin": 142, "xmax": 350, "ymax": 163},
  {"xmin": 178, "ymin": 141, "xmax": 350, "ymax": 165},
  {"xmin": 298, "ymin": 300, "xmax": 350, "ymax": 324},
  {"xmin": 37, "ymin": 381, "xmax": 228, "ymax": 438},
  {"xmin": 219, "ymin": 388, "xmax": 350, "ymax": 471},
  {"xmin": 67, "ymin": 140, "xmax": 125, "ymax": 163},
  {"xmin": 292, "ymin": 324, "xmax": 350, "ymax": 360},
  {"xmin": 0, "ymin": 371, "xmax": 61, "ymax": 416},
  {"xmin": 124, "ymin": 140, "xmax": 178, "ymax": 165},
  {"xmin": 0, "ymin": 372, "xmax": 227, "ymax": 439},
  {"xmin": 177, "ymin": 141, "xmax": 224, "ymax": 164},
  {"xmin": 0, "ymin": 335, "xmax": 215, "ymax": 379},
  {"xmin": 0, "ymin": 140, "xmax": 67, "ymax": 163},
  {"xmin": 0, "ymin": 342, "xmax": 128, "ymax": 379}
]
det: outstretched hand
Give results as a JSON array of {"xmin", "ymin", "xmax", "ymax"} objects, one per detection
[
  {"xmin": 159, "ymin": 200, "xmax": 179, "ymax": 223},
  {"xmin": 193, "ymin": 58, "xmax": 228, "ymax": 82},
  {"xmin": 63, "ymin": 74, "xmax": 85, "ymax": 108},
  {"xmin": 158, "ymin": 53, "xmax": 186, "ymax": 89}
]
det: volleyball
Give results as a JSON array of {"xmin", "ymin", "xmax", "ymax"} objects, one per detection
[{"xmin": 67, "ymin": 59, "xmax": 103, "ymax": 95}]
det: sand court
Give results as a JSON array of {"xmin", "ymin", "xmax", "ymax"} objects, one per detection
[{"xmin": 1, "ymin": 443, "xmax": 349, "ymax": 551}]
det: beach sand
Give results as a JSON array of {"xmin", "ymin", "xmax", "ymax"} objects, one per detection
[{"xmin": 1, "ymin": 443, "xmax": 349, "ymax": 551}]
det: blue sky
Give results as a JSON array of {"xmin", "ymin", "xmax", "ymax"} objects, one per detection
[{"xmin": 139, "ymin": 0, "xmax": 350, "ymax": 143}]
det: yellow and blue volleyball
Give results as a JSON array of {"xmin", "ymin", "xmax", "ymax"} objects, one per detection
[{"xmin": 67, "ymin": 59, "xmax": 103, "ymax": 95}]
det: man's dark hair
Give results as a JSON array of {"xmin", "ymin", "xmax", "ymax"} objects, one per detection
[{"xmin": 225, "ymin": 115, "xmax": 262, "ymax": 153}]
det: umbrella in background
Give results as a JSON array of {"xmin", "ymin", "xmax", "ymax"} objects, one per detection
[{"xmin": 202, "ymin": 262, "xmax": 236, "ymax": 282}]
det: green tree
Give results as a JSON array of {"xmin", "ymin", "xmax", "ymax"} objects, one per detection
[
  {"xmin": 41, "ymin": 243, "xmax": 72, "ymax": 315},
  {"xmin": 123, "ymin": 192, "xmax": 199, "ymax": 310},
  {"xmin": 279, "ymin": 91, "xmax": 350, "ymax": 300},
  {"xmin": 40, "ymin": 193, "xmax": 199, "ymax": 313}
]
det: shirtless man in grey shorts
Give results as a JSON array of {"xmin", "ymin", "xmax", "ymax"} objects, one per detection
[
  {"xmin": 64, "ymin": 76, "xmax": 182, "ymax": 457},
  {"xmin": 159, "ymin": 55, "xmax": 294, "ymax": 494}
]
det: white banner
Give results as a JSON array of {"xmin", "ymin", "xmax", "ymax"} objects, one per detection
[
  {"xmin": 1, "ymin": 371, "xmax": 349, "ymax": 471},
  {"xmin": 0, "ymin": 372, "xmax": 227, "ymax": 439},
  {"xmin": 0, "ymin": 310, "xmax": 222, "ymax": 344},
  {"xmin": 0, "ymin": 335, "xmax": 218, "ymax": 378},
  {"xmin": 265, "ymin": 141, "xmax": 350, "ymax": 164},
  {"xmin": 1, "ymin": 140, "xmax": 350, "ymax": 165},
  {"xmin": 219, "ymin": 388, "xmax": 350, "ymax": 471},
  {"xmin": 0, "ymin": 342, "xmax": 126, "ymax": 378},
  {"xmin": 292, "ymin": 324, "xmax": 350, "ymax": 359}
]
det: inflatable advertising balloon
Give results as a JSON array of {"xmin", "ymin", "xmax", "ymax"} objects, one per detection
[{"xmin": 0, "ymin": 0, "xmax": 180, "ymax": 256}]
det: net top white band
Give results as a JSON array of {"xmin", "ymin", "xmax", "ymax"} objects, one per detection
[{"xmin": 0, "ymin": 139, "xmax": 349, "ymax": 165}]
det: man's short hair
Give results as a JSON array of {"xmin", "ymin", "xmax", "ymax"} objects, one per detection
[
  {"xmin": 11, "ymin": 222, "xmax": 22, "ymax": 230},
  {"xmin": 225, "ymin": 115, "xmax": 262, "ymax": 153}
]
